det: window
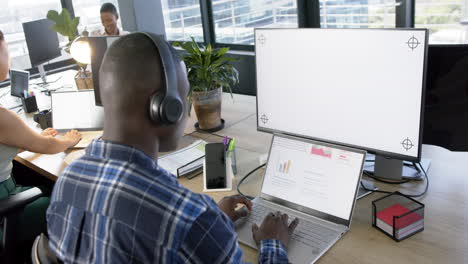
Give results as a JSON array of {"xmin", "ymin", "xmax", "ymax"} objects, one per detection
[
  {"xmin": 212, "ymin": 0, "xmax": 298, "ymax": 45},
  {"xmin": 73, "ymin": 0, "xmax": 122, "ymax": 34},
  {"xmin": 161, "ymin": 0, "xmax": 204, "ymax": 42},
  {"xmin": 320, "ymin": 0, "xmax": 396, "ymax": 28},
  {"xmin": 415, "ymin": 0, "xmax": 465, "ymax": 43},
  {"xmin": 0, "ymin": 0, "xmax": 63, "ymax": 70}
]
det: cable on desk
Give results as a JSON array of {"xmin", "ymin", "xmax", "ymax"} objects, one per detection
[
  {"xmin": 237, "ymin": 163, "xmax": 266, "ymax": 200},
  {"xmin": 363, "ymin": 170, "xmax": 411, "ymax": 184},
  {"xmin": 361, "ymin": 162, "xmax": 429, "ymax": 198}
]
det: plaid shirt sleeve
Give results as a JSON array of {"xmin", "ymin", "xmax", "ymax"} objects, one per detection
[
  {"xmin": 259, "ymin": 239, "xmax": 289, "ymax": 264},
  {"xmin": 179, "ymin": 196, "xmax": 289, "ymax": 264}
]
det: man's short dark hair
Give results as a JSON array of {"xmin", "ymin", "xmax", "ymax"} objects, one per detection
[
  {"xmin": 100, "ymin": 3, "xmax": 118, "ymax": 16},
  {"xmin": 0, "ymin": 30, "xmax": 4, "ymax": 41}
]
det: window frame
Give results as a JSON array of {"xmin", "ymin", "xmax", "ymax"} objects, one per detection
[{"xmin": 196, "ymin": 0, "xmax": 413, "ymax": 50}]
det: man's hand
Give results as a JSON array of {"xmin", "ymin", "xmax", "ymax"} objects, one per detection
[
  {"xmin": 41, "ymin": 128, "xmax": 59, "ymax": 137},
  {"xmin": 252, "ymin": 211, "xmax": 299, "ymax": 248},
  {"xmin": 218, "ymin": 194, "xmax": 253, "ymax": 222}
]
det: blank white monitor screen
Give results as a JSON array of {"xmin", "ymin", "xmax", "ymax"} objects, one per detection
[
  {"xmin": 255, "ymin": 29, "xmax": 427, "ymax": 161},
  {"xmin": 52, "ymin": 90, "xmax": 104, "ymax": 131}
]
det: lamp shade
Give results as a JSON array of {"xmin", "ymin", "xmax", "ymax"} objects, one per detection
[{"xmin": 70, "ymin": 38, "xmax": 91, "ymax": 65}]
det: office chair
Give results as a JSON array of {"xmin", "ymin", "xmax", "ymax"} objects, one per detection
[
  {"xmin": 0, "ymin": 187, "xmax": 43, "ymax": 263},
  {"xmin": 31, "ymin": 233, "xmax": 61, "ymax": 264}
]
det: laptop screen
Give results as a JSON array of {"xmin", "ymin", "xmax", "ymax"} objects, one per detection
[
  {"xmin": 261, "ymin": 135, "xmax": 365, "ymax": 222},
  {"xmin": 52, "ymin": 90, "xmax": 104, "ymax": 131}
]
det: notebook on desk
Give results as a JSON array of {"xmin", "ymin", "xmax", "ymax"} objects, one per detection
[{"xmin": 235, "ymin": 134, "xmax": 366, "ymax": 264}]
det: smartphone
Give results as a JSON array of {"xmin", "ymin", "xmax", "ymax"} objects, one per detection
[{"xmin": 205, "ymin": 143, "xmax": 227, "ymax": 189}]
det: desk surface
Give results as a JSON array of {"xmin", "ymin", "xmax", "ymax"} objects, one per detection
[{"xmin": 10, "ymin": 70, "xmax": 468, "ymax": 263}]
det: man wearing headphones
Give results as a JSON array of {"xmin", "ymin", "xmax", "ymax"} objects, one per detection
[{"xmin": 47, "ymin": 33, "xmax": 298, "ymax": 263}]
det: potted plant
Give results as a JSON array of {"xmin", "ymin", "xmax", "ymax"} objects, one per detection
[
  {"xmin": 174, "ymin": 37, "xmax": 239, "ymax": 131},
  {"xmin": 47, "ymin": 9, "xmax": 93, "ymax": 90}
]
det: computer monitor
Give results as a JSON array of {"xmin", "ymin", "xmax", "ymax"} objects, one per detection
[
  {"xmin": 423, "ymin": 45, "xmax": 468, "ymax": 151},
  {"xmin": 255, "ymin": 28, "xmax": 428, "ymax": 180},
  {"xmin": 88, "ymin": 36, "xmax": 119, "ymax": 106},
  {"xmin": 51, "ymin": 90, "xmax": 104, "ymax": 131},
  {"xmin": 10, "ymin": 69, "xmax": 29, "ymax": 97},
  {"xmin": 22, "ymin": 19, "xmax": 61, "ymax": 83}
]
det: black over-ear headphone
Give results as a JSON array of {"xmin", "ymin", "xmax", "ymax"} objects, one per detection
[{"xmin": 139, "ymin": 32, "xmax": 183, "ymax": 125}]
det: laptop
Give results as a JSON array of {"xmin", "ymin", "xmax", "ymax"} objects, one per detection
[
  {"xmin": 235, "ymin": 134, "xmax": 366, "ymax": 264},
  {"xmin": 0, "ymin": 69, "xmax": 29, "ymax": 109},
  {"xmin": 51, "ymin": 90, "xmax": 104, "ymax": 132}
]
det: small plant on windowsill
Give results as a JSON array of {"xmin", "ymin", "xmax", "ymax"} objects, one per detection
[{"xmin": 173, "ymin": 37, "xmax": 239, "ymax": 132}]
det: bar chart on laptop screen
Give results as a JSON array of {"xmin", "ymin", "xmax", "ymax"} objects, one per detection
[{"xmin": 262, "ymin": 136, "xmax": 364, "ymax": 220}]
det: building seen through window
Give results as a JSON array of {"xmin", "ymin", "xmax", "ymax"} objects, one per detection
[
  {"xmin": 161, "ymin": 0, "xmax": 204, "ymax": 42},
  {"xmin": 320, "ymin": 0, "xmax": 396, "ymax": 28},
  {"xmin": 212, "ymin": 0, "xmax": 298, "ymax": 45},
  {"xmin": 416, "ymin": 0, "xmax": 467, "ymax": 44}
]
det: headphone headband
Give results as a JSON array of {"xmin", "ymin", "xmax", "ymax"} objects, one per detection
[{"xmin": 138, "ymin": 32, "xmax": 183, "ymax": 125}]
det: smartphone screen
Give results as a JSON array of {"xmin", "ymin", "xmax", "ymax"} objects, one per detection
[{"xmin": 205, "ymin": 143, "xmax": 227, "ymax": 189}]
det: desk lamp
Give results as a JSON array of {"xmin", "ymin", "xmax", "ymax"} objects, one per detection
[{"xmin": 70, "ymin": 37, "xmax": 93, "ymax": 90}]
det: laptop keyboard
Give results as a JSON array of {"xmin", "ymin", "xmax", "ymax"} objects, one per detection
[
  {"xmin": 0, "ymin": 94, "xmax": 22, "ymax": 109},
  {"xmin": 246, "ymin": 202, "xmax": 340, "ymax": 251}
]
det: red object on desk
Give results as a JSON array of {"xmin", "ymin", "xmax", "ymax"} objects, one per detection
[{"xmin": 376, "ymin": 203, "xmax": 423, "ymax": 229}]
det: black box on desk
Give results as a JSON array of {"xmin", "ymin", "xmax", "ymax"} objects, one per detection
[
  {"xmin": 372, "ymin": 192, "xmax": 424, "ymax": 241},
  {"xmin": 21, "ymin": 96, "xmax": 38, "ymax": 113}
]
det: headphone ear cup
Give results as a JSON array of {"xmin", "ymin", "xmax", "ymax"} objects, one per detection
[
  {"xmin": 162, "ymin": 96, "xmax": 183, "ymax": 124},
  {"xmin": 149, "ymin": 93, "xmax": 164, "ymax": 124}
]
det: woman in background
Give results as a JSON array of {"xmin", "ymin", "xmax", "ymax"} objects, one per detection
[
  {"xmin": 91, "ymin": 2, "xmax": 129, "ymax": 36},
  {"xmin": 0, "ymin": 29, "xmax": 82, "ymax": 259}
]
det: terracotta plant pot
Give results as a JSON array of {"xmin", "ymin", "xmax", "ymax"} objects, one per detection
[
  {"xmin": 75, "ymin": 70, "xmax": 94, "ymax": 90},
  {"xmin": 192, "ymin": 88, "xmax": 222, "ymax": 130}
]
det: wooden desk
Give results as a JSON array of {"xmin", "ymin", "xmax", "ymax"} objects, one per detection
[{"xmin": 10, "ymin": 71, "xmax": 468, "ymax": 263}]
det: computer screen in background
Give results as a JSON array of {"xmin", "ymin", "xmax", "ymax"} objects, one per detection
[
  {"xmin": 88, "ymin": 36, "xmax": 119, "ymax": 106},
  {"xmin": 22, "ymin": 19, "xmax": 61, "ymax": 83},
  {"xmin": 10, "ymin": 70, "xmax": 29, "ymax": 98},
  {"xmin": 423, "ymin": 45, "xmax": 468, "ymax": 151},
  {"xmin": 255, "ymin": 28, "xmax": 428, "ymax": 180}
]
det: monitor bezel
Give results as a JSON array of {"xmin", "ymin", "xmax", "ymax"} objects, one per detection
[
  {"xmin": 88, "ymin": 36, "xmax": 120, "ymax": 107},
  {"xmin": 254, "ymin": 28, "xmax": 429, "ymax": 162}
]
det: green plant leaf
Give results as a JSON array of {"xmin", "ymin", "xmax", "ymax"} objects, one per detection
[
  {"xmin": 47, "ymin": 8, "xmax": 78, "ymax": 42},
  {"xmin": 174, "ymin": 36, "xmax": 239, "ymax": 105}
]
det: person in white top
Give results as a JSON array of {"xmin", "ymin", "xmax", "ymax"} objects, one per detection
[
  {"xmin": 0, "ymin": 31, "xmax": 9, "ymax": 80},
  {"xmin": 0, "ymin": 30, "xmax": 81, "ymax": 261},
  {"xmin": 90, "ymin": 3, "xmax": 129, "ymax": 36}
]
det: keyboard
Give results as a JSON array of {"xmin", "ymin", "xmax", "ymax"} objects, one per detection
[
  {"xmin": 0, "ymin": 93, "xmax": 22, "ymax": 109},
  {"xmin": 246, "ymin": 202, "xmax": 340, "ymax": 251}
]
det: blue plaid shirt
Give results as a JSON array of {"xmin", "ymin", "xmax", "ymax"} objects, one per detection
[{"xmin": 47, "ymin": 140, "xmax": 289, "ymax": 263}]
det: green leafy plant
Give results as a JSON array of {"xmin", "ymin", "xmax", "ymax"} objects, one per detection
[
  {"xmin": 173, "ymin": 37, "xmax": 239, "ymax": 100},
  {"xmin": 47, "ymin": 8, "xmax": 80, "ymax": 43}
]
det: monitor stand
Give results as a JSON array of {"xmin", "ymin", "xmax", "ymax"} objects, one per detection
[
  {"xmin": 34, "ymin": 64, "xmax": 61, "ymax": 86},
  {"xmin": 38, "ymin": 64, "xmax": 47, "ymax": 83},
  {"xmin": 364, "ymin": 154, "xmax": 431, "ymax": 180}
]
